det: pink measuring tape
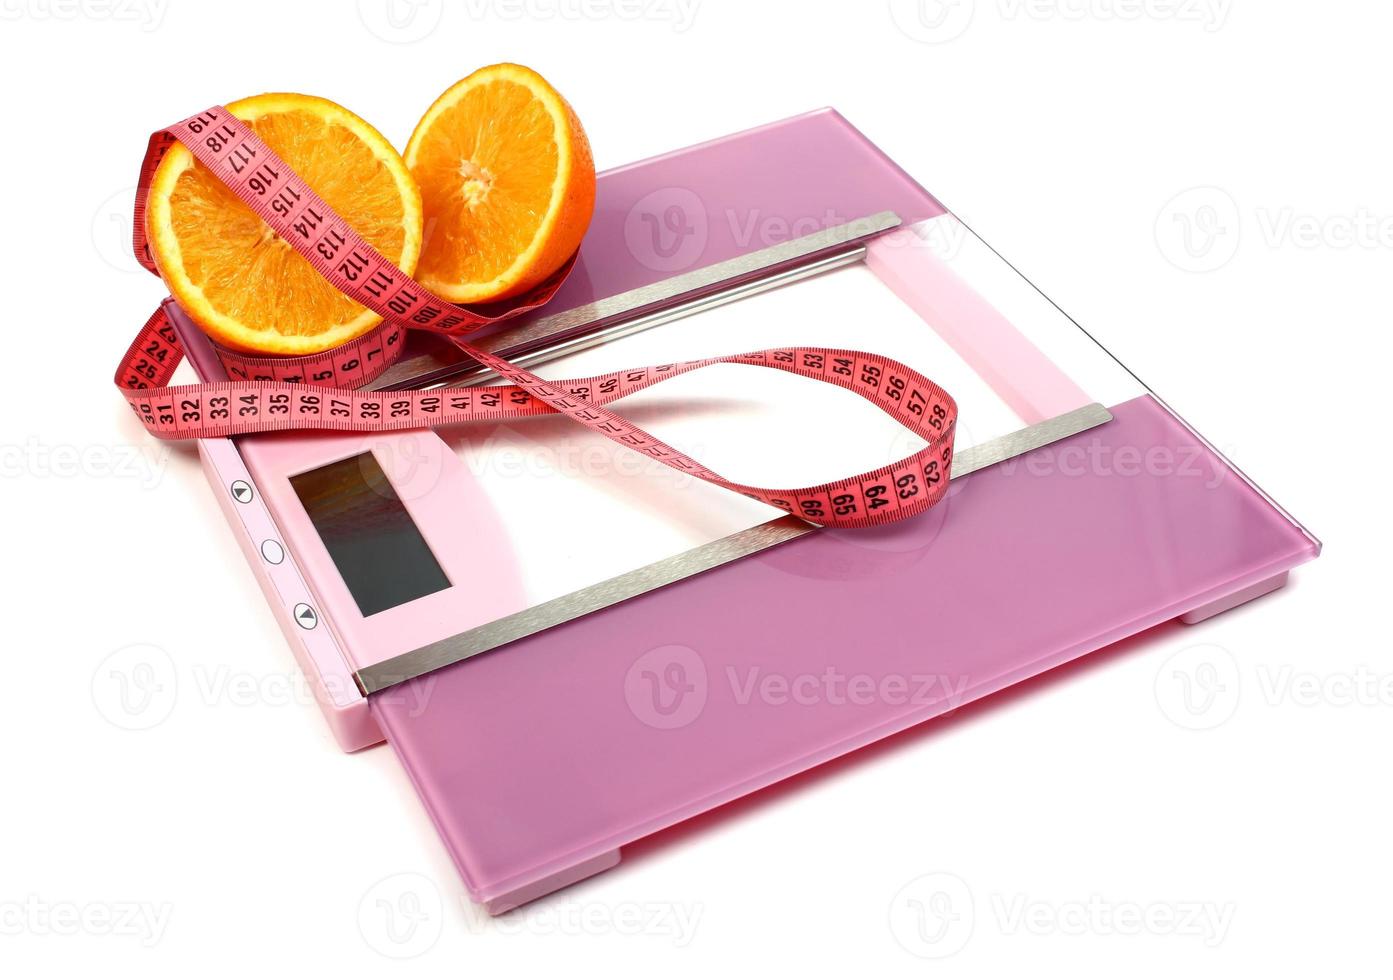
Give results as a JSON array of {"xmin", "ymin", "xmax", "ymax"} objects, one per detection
[{"xmin": 114, "ymin": 107, "xmax": 957, "ymax": 528}]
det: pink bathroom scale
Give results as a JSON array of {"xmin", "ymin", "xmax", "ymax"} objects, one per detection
[{"xmin": 168, "ymin": 108, "xmax": 1320, "ymax": 913}]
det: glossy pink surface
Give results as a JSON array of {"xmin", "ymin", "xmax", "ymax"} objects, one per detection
[
  {"xmin": 536, "ymin": 108, "xmax": 948, "ymax": 310},
  {"xmin": 372, "ymin": 394, "xmax": 1319, "ymax": 909},
  {"xmin": 175, "ymin": 107, "xmax": 1319, "ymax": 911}
]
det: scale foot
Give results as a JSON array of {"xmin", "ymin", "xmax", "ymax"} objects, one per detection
[
  {"xmin": 483, "ymin": 849, "xmax": 623, "ymax": 916},
  {"xmin": 1180, "ymin": 572, "xmax": 1289, "ymax": 625}
]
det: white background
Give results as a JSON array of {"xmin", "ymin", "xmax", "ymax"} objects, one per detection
[{"xmin": 1, "ymin": 1, "xmax": 1386, "ymax": 975}]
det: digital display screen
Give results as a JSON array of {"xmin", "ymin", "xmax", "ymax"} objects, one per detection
[{"xmin": 290, "ymin": 453, "xmax": 450, "ymax": 616}]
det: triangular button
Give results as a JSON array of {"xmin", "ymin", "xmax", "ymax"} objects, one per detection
[{"xmin": 292, "ymin": 603, "xmax": 317, "ymax": 630}]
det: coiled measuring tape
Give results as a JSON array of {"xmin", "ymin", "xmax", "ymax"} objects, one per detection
[{"xmin": 115, "ymin": 107, "xmax": 957, "ymax": 528}]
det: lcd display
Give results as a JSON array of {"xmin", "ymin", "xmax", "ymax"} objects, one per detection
[{"xmin": 290, "ymin": 453, "xmax": 450, "ymax": 616}]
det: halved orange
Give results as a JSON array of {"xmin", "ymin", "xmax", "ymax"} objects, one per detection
[
  {"xmin": 146, "ymin": 93, "xmax": 423, "ymax": 355},
  {"xmin": 405, "ymin": 64, "xmax": 595, "ymax": 304}
]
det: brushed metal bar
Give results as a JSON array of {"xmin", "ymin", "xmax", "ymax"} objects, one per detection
[
  {"xmin": 354, "ymin": 402, "xmax": 1113, "ymax": 695},
  {"xmin": 368, "ymin": 210, "xmax": 902, "ymax": 391},
  {"xmin": 948, "ymin": 402, "xmax": 1112, "ymax": 479},
  {"xmin": 423, "ymin": 247, "xmax": 868, "ymax": 391}
]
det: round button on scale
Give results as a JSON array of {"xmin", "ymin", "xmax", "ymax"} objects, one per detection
[
  {"xmin": 260, "ymin": 539, "xmax": 285, "ymax": 565},
  {"xmin": 230, "ymin": 480, "xmax": 254, "ymax": 504}
]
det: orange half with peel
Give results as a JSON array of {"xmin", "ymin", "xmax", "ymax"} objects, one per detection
[
  {"xmin": 406, "ymin": 63, "xmax": 596, "ymax": 304},
  {"xmin": 146, "ymin": 93, "xmax": 423, "ymax": 356}
]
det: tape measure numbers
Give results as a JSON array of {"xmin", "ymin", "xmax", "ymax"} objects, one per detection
[{"xmin": 115, "ymin": 107, "xmax": 957, "ymax": 529}]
